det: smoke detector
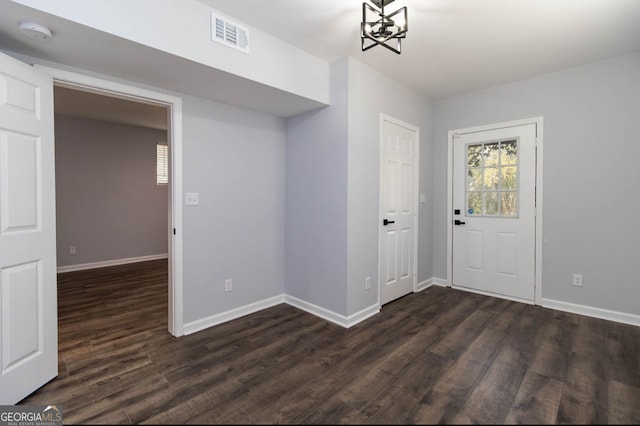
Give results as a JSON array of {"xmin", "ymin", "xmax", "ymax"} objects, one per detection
[{"xmin": 18, "ymin": 21, "xmax": 53, "ymax": 42}]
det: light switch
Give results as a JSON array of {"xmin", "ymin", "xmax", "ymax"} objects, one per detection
[
  {"xmin": 420, "ymin": 193, "xmax": 426, "ymax": 203},
  {"xmin": 186, "ymin": 192, "xmax": 199, "ymax": 206}
]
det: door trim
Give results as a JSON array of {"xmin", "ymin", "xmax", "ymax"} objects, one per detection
[
  {"xmin": 33, "ymin": 64, "xmax": 185, "ymax": 336},
  {"xmin": 446, "ymin": 117, "xmax": 543, "ymax": 305},
  {"xmin": 378, "ymin": 113, "xmax": 420, "ymax": 306}
]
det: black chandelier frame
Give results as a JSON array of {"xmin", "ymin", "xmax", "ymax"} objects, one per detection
[{"xmin": 361, "ymin": 0, "xmax": 408, "ymax": 54}]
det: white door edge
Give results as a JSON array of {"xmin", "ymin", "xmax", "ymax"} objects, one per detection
[
  {"xmin": 378, "ymin": 113, "xmax": 420, "ymax": 307},
  {"xmin": 33, "ymin": 64, "xmax": 185, "ymax": 337},
  {"xmin": 446, "ymin": 117, "xmax": 543, "ymax": 305}
]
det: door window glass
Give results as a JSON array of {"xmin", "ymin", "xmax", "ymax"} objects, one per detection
[{"xmin": 465, "ymin": 139, "xmax": 519, "ymax": 217}]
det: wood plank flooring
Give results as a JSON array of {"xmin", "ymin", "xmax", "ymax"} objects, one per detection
[{"xmin": 20, "ymin": 259, "xmax": 640, "ymax": 424}]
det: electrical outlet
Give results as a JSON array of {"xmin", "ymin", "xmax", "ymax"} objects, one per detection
[
  {"xmin": 69, "ymin": 246, "xmax": 76, "ymax": 254},
  {"xmin": 365, "ymin": 277, "xmax": 371, "ymax": 290},
  {"xmin": 573, "ymin": 273, "xmax": 583, "ymax": 287},
  {"xmin": 225, "ymin": 279, "xmax": 232, "ymax": 292}
]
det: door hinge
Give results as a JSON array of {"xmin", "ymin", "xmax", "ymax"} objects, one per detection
[{"xmin": 173, "ymin": 228, "xmax": 176, "ymax": 235}]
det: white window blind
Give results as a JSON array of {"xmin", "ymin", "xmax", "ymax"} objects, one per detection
[{"xmin": 157, "ymin": 143, "xmax": 168, "ymax": 185}]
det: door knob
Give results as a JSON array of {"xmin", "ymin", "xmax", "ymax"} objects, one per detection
[
  {"xmin": 454, "ymin": 219, "xmax": 466, "ymax": 225},
  {"xmin": 383, "ymin": 219, "xmax": 395, "ymax": 226}
]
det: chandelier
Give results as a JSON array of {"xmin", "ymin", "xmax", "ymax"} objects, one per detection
[{"xmin": 361, "ymin": 0, "xmax": 408, "ymax": 54}]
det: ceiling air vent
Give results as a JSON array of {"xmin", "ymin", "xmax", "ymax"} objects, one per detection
[{"xmin": 211, "ymin": 13, "xmax": 249, "ymax": 53}]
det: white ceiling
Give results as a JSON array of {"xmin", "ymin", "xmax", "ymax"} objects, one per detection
[
  {"xmin": 1, "ymin": 0, "xmax": 639, "ymax": 127},
  {"xmin": 199, "ymin": 0, "xmax": 640, "ymax": 99}
]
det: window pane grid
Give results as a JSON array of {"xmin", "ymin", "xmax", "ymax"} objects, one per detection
[{"xmin": 465, "ymin": 139, "xmax": 519, "ymax": 217}]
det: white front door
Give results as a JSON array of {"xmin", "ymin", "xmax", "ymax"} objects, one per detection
[
  {"xmin": 379, "ymin": 116, "xmax": 418, "ymax": 305},
  {"xmin": 0, "ymin": 52, "xmax": 57, "ymax": 403},
  {"xmin": 452, "ymin": 123, "xmax": 536, "ymax": 301}
]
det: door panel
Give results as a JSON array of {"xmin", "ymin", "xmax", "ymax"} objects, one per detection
[
  {"xmin": 452, "ymin": 124, "xmax": 536, "ymax": 301},
  {"xmin": 2, "ymin": 262, "xmax": 41, "ymax": 371},
  {"xmin": 0, "ymin": 52, "xmax": 57, "ymax": 404},
  {"xmin": 379, "ymin": 118, "xmax": 418, "ymax": 305},
  {"xmin": 467, "ymin": 230, "xmax": 483, "ymax": 271},
  {"xmin": 1, "ymin": 132, "xmax": 39, "ymax": 230},
  {"xmin": 496, "ymin": 232, "xmax": 517, "ymax": 276}
]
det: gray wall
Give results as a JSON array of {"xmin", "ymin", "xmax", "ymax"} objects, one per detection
[
  {"xmin": 55, "ymin": 114, "xmax": 168, "ymax": 267},
  {"xmin": 284, "ymin": 57, "xmax": 432, "ymax": 317},
  {"xmin": 432, "ymin": 51, "xmax": 640, "ymax": 316},
  {"xmin": 182, "ymin": 95, "xmax": 286, "ymax": 324},
  {"xmin": 285, "ymin": 58, "xmax": 349, "ymax": 315}
]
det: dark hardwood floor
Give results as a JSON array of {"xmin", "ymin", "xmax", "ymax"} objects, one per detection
[{"xmin": 20, "ymin": 259, "xmax": 640, "ymax": 424}]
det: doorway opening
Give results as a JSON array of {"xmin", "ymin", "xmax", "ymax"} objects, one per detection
[
  {"xmin": 53, "ymin": 84, "xmax": 171, "ymax": 345},
  {"xmin": 38, "ymin": 64, "xmax": 185, "ymax": 337}
]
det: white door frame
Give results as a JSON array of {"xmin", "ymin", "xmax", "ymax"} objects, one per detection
[
  {"xmin": 378, "ymin": 113, "xmax": 420, "ymax": 306},
  {"xmin": 446, "ymin": 117, "xmax": 543, "ymax": 304},
  {"xmin": 34, "ymin": 65, "xmax": 185, "ymax": 336}
]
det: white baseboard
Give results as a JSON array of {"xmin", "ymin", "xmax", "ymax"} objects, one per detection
[
  {"xmin": 179, "ymin": 278, "xmax": 640, "ymax": 337},
  {"xmin": 416, "ymin": 278, "xmax": 432, "ymax": 292},
  {"xmin": 183, "ymin": 294, "xmax": 285, "ymax": 335},
  {"xmin": 542, "ymin": 298, "xmax": 640, "ymax": 328},
  {"xmin": 284, "ymin": 294, "xmax": 380, "ymax": 328},
  {"xmin": 427, "ymin": 276, "xmax": 640, "ymax": 327},
  {"xmin": 57, "ymin": 253, "xmax": 168, "ymax": 273},
  {"xmin": 432, "ymin": 277, "xmax": 450, "ymax": 287},
  {"xmin": 416, "ymin": 277, "xmax": 450, "ymax": 292},
  {"xmin": 184, "ymin": 293, "xmax": 380, "ymax": 336}
]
